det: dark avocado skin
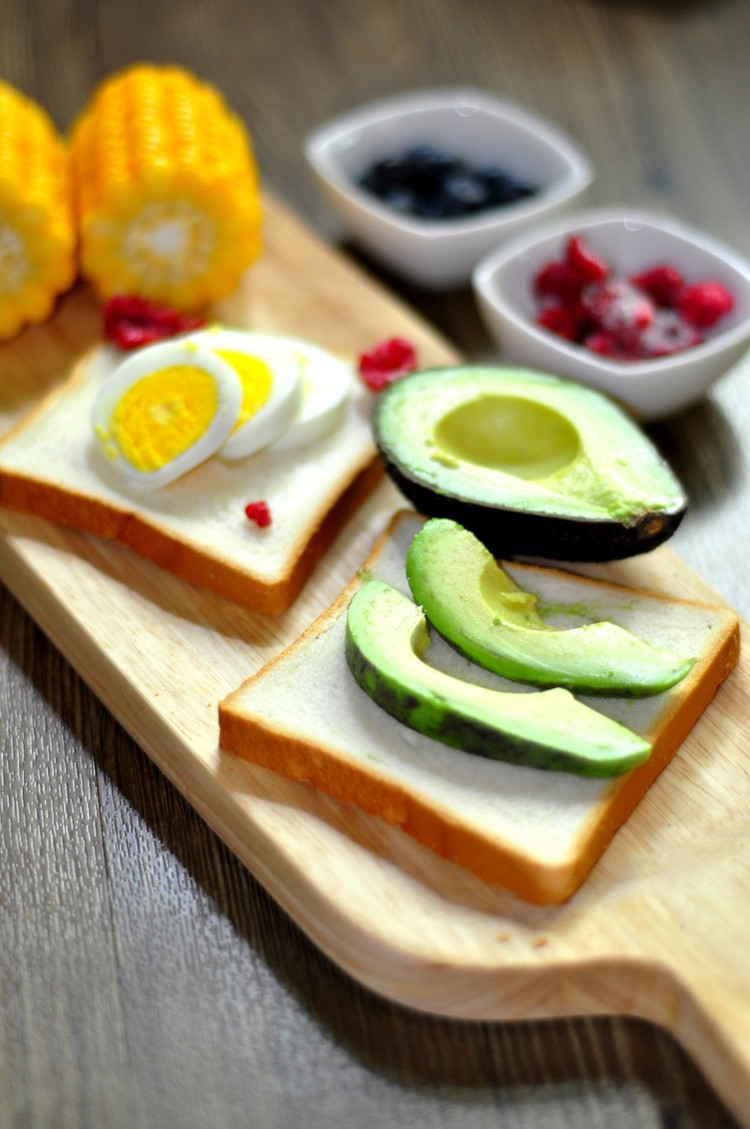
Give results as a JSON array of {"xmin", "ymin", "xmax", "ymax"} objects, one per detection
[
  {"xmin": 345, "ymin": 630, "xmax": 602, "ymax": 772},
  {"xmin": 377, "ymin": 455, "xmax": 686, "ymax": 561},
  {"xmin": 372, "ymin": 366, "xmax": 687, "ymax": 562},
  {"xmin": 345, "ymin": 625, "xmax": 647, "ymax": 775}
]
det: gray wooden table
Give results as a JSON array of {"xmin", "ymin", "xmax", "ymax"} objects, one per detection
[{"xmin": 1, "ymin": 1, "xmax": 748, "ymax": 1125}]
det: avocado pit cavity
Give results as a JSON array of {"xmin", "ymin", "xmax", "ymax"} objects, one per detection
[{"xmin": 432, "ymin": 394, "xmax": 580, "ymax": 481}]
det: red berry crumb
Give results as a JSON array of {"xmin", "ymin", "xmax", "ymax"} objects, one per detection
[
  {"xmin": 676, "ymin": 281, "xmax": 735, "ymax": 328},
  {"xmin": 244, "ymin": 500, "xmax": 272, "ymax": 528},
  {"xmin": 358, "ymin": 336, "xmax": 417, "ymax": 391},
  {"xmin": 104, "ymin": 295, "xmax": 206, "ymax": 351}
]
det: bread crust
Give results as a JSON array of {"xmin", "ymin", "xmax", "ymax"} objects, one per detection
[
  {"xmin": 0, "ymin": 455, "xmax": 383, "ymax": 614},
  {"xmin": 219, "ymin": 511, "xmax": 741, "ymax": 903},
  {"xmin": 0, "ymin": 346, "xmax": 383, "ymax": 614}
]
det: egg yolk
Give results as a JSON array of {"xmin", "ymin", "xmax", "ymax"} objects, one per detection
[
  {"xmin": 215, "ymin": 350, "xmax": 273, "ymax": 430},
  {"xmin": 109, "ymin": 364, "xmax": 220, "ymax": 472}
]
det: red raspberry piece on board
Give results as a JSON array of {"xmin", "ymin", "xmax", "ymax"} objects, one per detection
[
  {"xmin": 676, "ymin": 281, "xmax": 735, "ymax": 328},
  {"xmin": 103, "ymin": 295, "xmax": 205, "ymax": 350},
  {"xmin": 358, "ymin": 336, "xmax": 417, "ymax": 391},
  {"xmin": 565, "ymin": 234, "xmax": 609, "ymax": 284},
  {"xmin": 582, "ymin": 278, "xmax": 656, "ymax": 335},
  {"xmin": 533, "ymin": 261, "xmax": 585, "ymax": 306},
  {"xmin": 630, "ymin": 265, "xmax": 685, "ymax": 307}
]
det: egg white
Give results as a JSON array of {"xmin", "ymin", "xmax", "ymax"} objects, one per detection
[
  {"xmin": 91, "ymin": 339, "xmax": 243, "ymax": 490},
  {"xmin": 268, "ymin": 339, "xmax": 353, "ymax": 450},
  {"xmin": 185, "ymin": 329, "xmax": 305, "ymax": 460}
]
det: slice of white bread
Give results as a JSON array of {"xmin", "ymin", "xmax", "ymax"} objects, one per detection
[
  {"xmin": 0, "ymin": 343, "xmax": 381, "ymax": 614},
  {"xmin": 219, "ymin": 510, "xmax": 740, "ymax": 904}
]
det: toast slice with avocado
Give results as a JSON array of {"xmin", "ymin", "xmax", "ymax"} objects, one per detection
[{"xmin": 219, "ymin": 511, "xmax": 740, "ymax": 904}]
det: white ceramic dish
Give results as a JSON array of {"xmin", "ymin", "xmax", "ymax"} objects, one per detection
[
  {"xmin": 304, "ymin": 87, "xmax": 593, "ymax": 290},
  {"xmin": 472, "ymin": 207, "xmax": 750, "ymax": 419}
]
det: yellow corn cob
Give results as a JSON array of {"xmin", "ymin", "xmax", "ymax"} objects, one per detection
[
  {"xmin": 0, "ymin": 80, "xmax": 76, "ymax": 341},
  {"xmin": 69, "ymin": 65, "xmax": 262, "ymax": 312}
]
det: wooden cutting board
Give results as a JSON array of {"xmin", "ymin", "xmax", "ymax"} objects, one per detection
[{"xmin": 1, "ymin": 195, "xmax": 748, "ymax": 1127}]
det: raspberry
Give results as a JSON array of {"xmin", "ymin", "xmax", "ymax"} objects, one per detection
[
  {"xmin": 583, "ymin": 330, "xmax": 640, "ymax": 360},
  {"xmin": 630, "ymin": 265, "xmax": 685, "ymax": 307},
  {"xmin": 536, "ymin": 303, "xmax": 587, "ymax": 342},
  {"xmin": 104, "ymin": 295, "xmax": 205, "ymax": 350},
  {"xmin": 244, "ymin": 500, "xmax": 272, "ymax": 528},
  {"xmin": 639, "ymin": 310, "xmax": 703, "ymax": 357},
  {"xmin": 358, "ymin": 336, "xmax": 417, "ymax": 391},
  {"xmin": 676, "ymin": 281, "xmax": 735, "ymax": 328},
  {"xmin": 531, "ymin": 233, "xmax": 735, "ymax": 364},
  {"xmin": 565, "ymin": 234, "xmax": 609, "ymax": 284},
  {"xmin": 581, "ymin": 279, "xmax": 655, "ymax": 335},
  {"xmin": 533, "ymin": 261, "xmax": 585, "ymax": 305}
]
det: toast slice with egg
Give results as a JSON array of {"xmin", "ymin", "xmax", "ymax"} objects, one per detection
[
  {"xmin": 219, "ymin": 511, "xmax": 740, "ymax": 904},
  {"xmin": 0, "ymin": 335, "xmax": 381, "ymax": 614}
]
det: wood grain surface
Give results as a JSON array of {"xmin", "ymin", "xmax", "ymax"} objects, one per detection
[{"xmin": 2, "ymin": 2, "xmax": 750, "ymax": 1129}]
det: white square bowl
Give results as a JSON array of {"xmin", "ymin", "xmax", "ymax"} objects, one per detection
[
  {"xmin": 304, "ymin": 87, "xmax": 594, "ymax": 290},
  {"xmin": 472, "ymin": 208, "xmax": 750, "ymax": 420}
]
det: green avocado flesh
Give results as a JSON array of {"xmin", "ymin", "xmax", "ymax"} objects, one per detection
[
  {"xmin": 373, "ymin": 366, "xmax": 687, "ymax": 561},
  {"xmin": 406, "ymin": 518, "xmax": 695, "ymax": 696},
  {"xmin": 345, "ymin": 579, "xmax": 652, "ymax": 777}
]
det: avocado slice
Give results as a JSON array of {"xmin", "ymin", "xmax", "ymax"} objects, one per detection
[
  {"xmin": 372, "ymin": 366, "xmax": 686, "ymax": 561},
  {"xmin": 406, "ymin": 517, "xmax": 695, "ymax": 696},
  {"xmin": 345, "ymin": 578, "xmax": 652, "ymax": 777}
]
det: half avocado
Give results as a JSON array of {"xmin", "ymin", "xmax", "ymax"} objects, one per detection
[
  {"xmin": 345, "ymin": 578, "xmax": 652, "ymax": 777},
  {"xmin": 372, "ymin": 366, "xmax": 686, "ymax": 561},
  {"xmin": 406, "ymin": 517, "xmax": 695, "ymax": 696}
]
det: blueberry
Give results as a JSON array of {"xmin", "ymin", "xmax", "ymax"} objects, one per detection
[
  {"xmin": 442, "ymin": 173, "xmax": 490, "ymax": 215},
  {"xmin": 415, "ymin": 191, "xmax": 452, "ymax": 219},
  {"xmin": 481, "ymin": 166, "xmax": 535, "ymax": 206},
  {"xmin": 404, "ymin": 144, "xmax": 460, "ymax": 184},
  {"xmin": 382, "ymin": 186, "xmax": 421, "ymax": 214},
  {"xmin": 359, "ymin": 157, "xmax": 409, "ymax": 195},
  {"xmin": 357, "ymin": 145, "xmax": 537, "ymax": 221},
  {"xmin": 405, "ymin": 143, "xmax": 454, "ymax": 170}
]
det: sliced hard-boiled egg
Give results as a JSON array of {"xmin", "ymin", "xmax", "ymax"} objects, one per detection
[
  {"xmin": 269, "ymin": 339, "xmax": 353, "ymax": 450},
  {"xmin": 184, "ymin": 329, "xmax": 305, "ymax": 460},
  {"xmin": 91, "ymin": 338, "xmax": 242, "ymax": 490}
]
